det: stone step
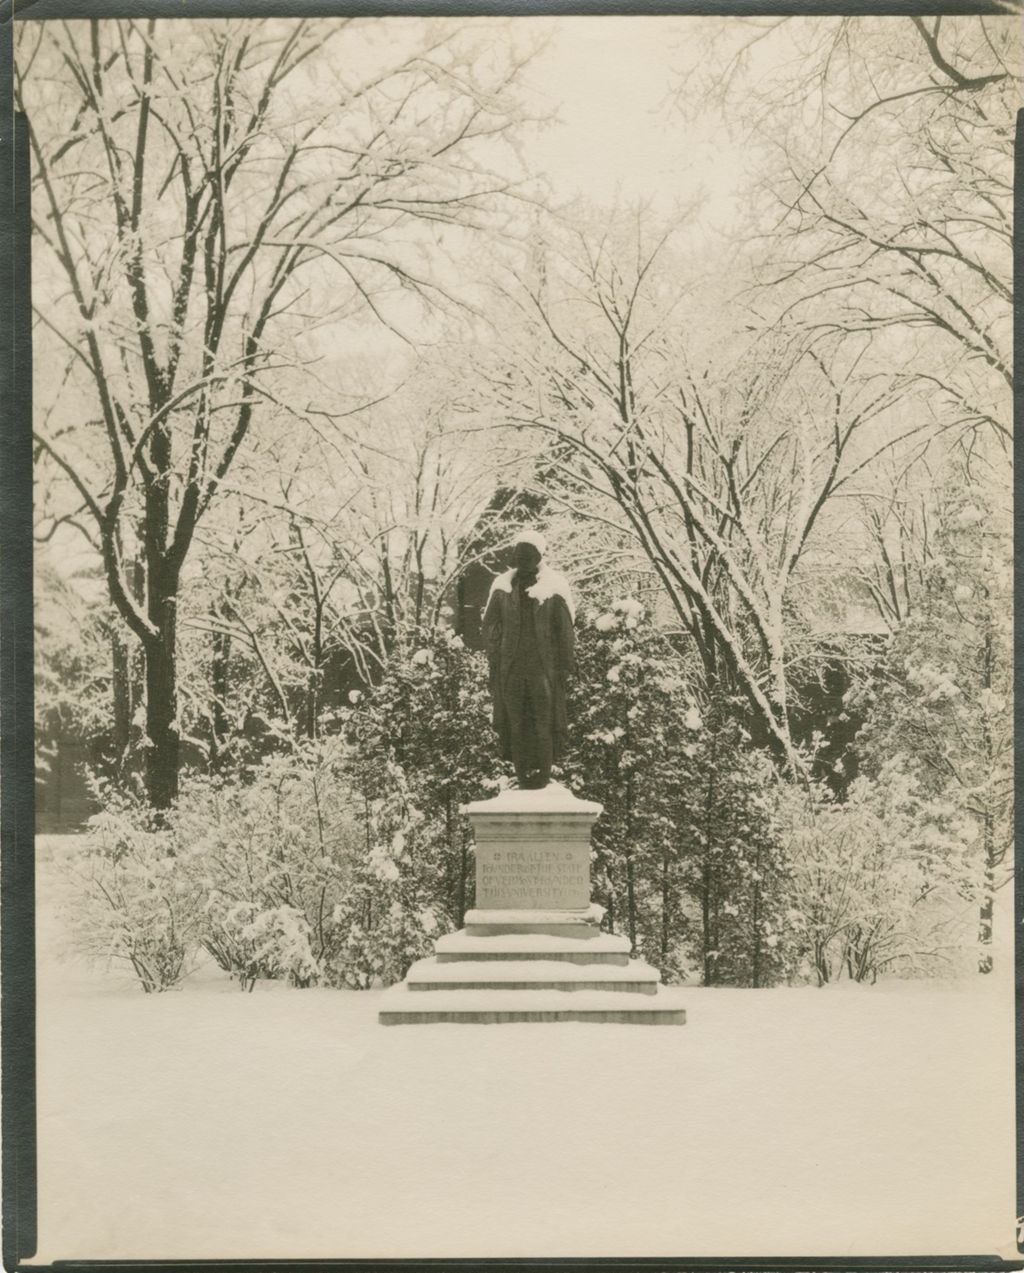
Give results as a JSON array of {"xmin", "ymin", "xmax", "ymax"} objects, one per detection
[
  {"xmin": 406, "ymin": 956, "xmax": 659, "ymax": 993},
  {"xmin": 464, "ymin": 922, "xmax": 604, "ymax": 937},
  {"xmin": 378, "ymin": 984, "xmax": 687, "ymax": 1026},
  {"xmin": 434, "ymin": 929, "xmax": 631, "ymax": 965},
  {"xmin": 465, "ymin": 905, "xmax": 605, "ymax": 926},
  {"xmin": 464, "ymin": 904, "xmax": 604, "ymax": 937}
]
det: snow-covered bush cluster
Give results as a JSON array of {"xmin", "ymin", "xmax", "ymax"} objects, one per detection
[
  {"xmin": 172, "ymin": 751, "xmax": 359, "ymax": 991},
  {"xmin": 65, "ymin": 789, "xmax": 204, "ymax": 993},
  {"xmin": 562, "ymin": 591, "xmax": 999, "ymax": 987},
  {"xmin": 66, "ymin": 746, "xmax": 356, "ymax": 992},
  {"xmin": 64, "ymin": 582, "xmax": 1004, "ymax": 992},
  {"xmin": 65, "ymin": 627, "xmax": 498, "ymax": 993},
  {"xmin": 843, "ymin": 479, "xmax": 1013, "ymax": 975},
  {"xmin": 777, "ymin": 768, "xmax": 977, "ymax": 985}
]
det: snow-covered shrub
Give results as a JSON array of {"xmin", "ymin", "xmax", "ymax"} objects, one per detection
[
  {"xmin": 323, "ymin": 765, "xmax": 446, "ymax": 988},
  {"xmin": 324, "ymin": 626, "xmax": 497, "ymax": 986},
  {"xmin": 777, "ymin": 767, "xmax": 972, "ymax": 984},
  {"xmin": 60, "ymin": 635, "xmax": 494, "ymax": 993},
  {"xmin": 848, "ymin": 478, "xmax": 1012, "ymax": 973},
  {"xmin": 174, "ymin": 739, "xmax": 360, "ymax": 989},
  {"xmin": 66, "ymin": 788, "xmax": 203, "ymax": 992},
  {"xmin": 201, "ymin": 898, "xmax": 319, "ymax": 991}
]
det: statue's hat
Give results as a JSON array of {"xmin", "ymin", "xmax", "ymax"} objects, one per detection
[{"xmin": 513, "ymin": 529, "xmax": 546, "ymax": 556}]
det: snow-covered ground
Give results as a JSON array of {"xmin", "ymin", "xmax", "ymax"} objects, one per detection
[{"xmin": 34, "ymin": 836, "xmax": 1017, "ymax": 1262}]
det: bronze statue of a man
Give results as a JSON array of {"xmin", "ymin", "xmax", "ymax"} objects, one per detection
[{"xmin": 482, "ymin": 531, "xmax": 576, "ymax": 789}]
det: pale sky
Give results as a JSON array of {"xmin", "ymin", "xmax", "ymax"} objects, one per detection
[
  {"xmin": 522, "ymin": 16, "xmax": 746, "ymax": 220},
  {"xmin": 298, "ymin": 15, "xmax": 761, "ymax": 366}
]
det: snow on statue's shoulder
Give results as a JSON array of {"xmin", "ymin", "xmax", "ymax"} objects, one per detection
[
  {"xmin": 526, "ymin": 566, "xmax": 575, "ymax": 618},
  {"xmin": 462, "ymin": 781, "xmax": 602, "ymax": 816},
  {"xmin": 487, "ymin": 564, "xmax": 576, "ymax": 620},
  {"xmin": 488, "ymin": 568, "xmax": 515, "ymax": 597}
]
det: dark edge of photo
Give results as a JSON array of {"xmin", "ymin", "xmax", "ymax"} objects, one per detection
[
  {"xmin": 1, "ymin": 1, "xmax": 1021, "ymax": 1271},
  {"xmin": 2, "ymin": 7, "xmax": 39, "ymax": 1272}
]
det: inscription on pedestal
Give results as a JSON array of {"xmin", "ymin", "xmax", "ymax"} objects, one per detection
[
  {"xmin": 464, "ymin": 786, "xmax": 602, "ymax": 914},
  {"xmin": 476, "ymin": 843, "xmax": 590, "ymax": 909}
]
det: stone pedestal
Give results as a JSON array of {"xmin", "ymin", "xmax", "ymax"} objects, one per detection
[
  {"xmin": 469, "ymin": 785, "xmax": 598, "ymax": 911},
  {"xmin": 379, "ymin": 783, "xmax": 686, "ymax": 1025}
]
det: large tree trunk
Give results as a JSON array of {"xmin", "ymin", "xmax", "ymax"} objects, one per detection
[
  {"xmin": 304, "ymin": 672, "xmax": 320, "ymax": 741},
  {"xmin": 701, "ymin": 853, "xmax": 714, "ymax": 986},
  {"xmin": 305, "ymin": 596, "xmax": 324, "ymax": 740},
  {"xmin": 814, "ymin": 939, "xmax": 830, "ymax": 987},
  {"xmin": 144, "ymin": 590, "xmax": 179, "ymax": 810},
  {"xmin": 142, "ymin": 419, "xmax": 180, "ymax": 810},
  {"xmin": 111, "ymin": 557, "xmax": 145, "ymax": 779}
]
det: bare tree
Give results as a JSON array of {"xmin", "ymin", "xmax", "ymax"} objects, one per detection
[
  {"xmin": 18, "ymin": 17, "xmax": 535, "ymax": 806},
  {"xmin": 481, "ymin": 219, "xmax": 911, "ymax": 769},
  {"xmin": 732, "ymin": 16, "xmax": 1017, "ymax": 456},
  {"xmin": 181, "ymin": 362, "xmax": 534, "ymax": 742}
]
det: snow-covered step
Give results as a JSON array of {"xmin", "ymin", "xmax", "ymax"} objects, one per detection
[
  {"xmin": 464, "ymin": 904, "xmax": 604, "ymax": 936},
  {"xmin": 378, "ymin": 983, "xmax": 687, "ymax": 1025},
  {"xmin": 434, "ymin": 929, "xmax": 631, "ymax": 965},
  {"xmin": 465, "ymin": 905, "xmax": 604, "ymax": 926},
  {"xmin": 406, "ymin": 956, "xmax": 659, "ymax": 993}
]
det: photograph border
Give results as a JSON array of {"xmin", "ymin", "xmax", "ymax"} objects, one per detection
[{"xmin": 1, "ymin": 1, "xmax": 1020, "ymax": 1268}]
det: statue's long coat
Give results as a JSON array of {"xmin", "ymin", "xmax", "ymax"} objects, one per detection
[{"xmin": 482, "ymin": 566, "xmax": 576, "ymax": 762}]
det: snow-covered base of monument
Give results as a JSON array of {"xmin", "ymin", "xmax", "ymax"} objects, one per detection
[{"xmin": 378, "ymin": 783, "xmax": 686, "ymax": 1025}]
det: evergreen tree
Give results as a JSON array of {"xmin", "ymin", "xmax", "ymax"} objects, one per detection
[
  {"xmin": 851, "ymin": 475, "xmax": 1012, "ymax": 972},
  {"xmin": 329, "ymin": 626, "xmax": 498, "ymax": 985},
  {"xmin": 565, "ymin": 598, "xmax": 789, "ymax": 985},
  {"xmin": 563, "ymin": 598, "xmax": 700, "ymax": 978}
]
